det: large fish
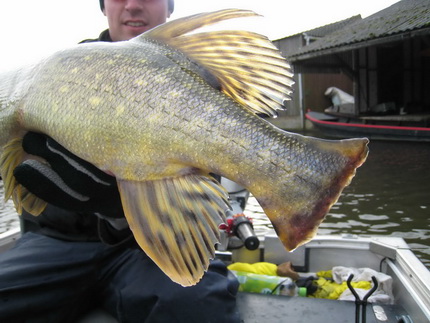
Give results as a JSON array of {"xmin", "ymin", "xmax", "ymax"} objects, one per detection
[{"xmin": 0, "ymin": 10, "xmax": 368, "ymax": 286}]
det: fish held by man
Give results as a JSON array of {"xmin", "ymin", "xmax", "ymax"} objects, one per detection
[{"xmin": 0, "ymin": 9, "xmax": 368, "ymax": 286}]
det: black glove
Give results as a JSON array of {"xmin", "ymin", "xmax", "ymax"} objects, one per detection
[{"xmin": 13, "ymin": 132, "xmax": 124, "ymax": 219}]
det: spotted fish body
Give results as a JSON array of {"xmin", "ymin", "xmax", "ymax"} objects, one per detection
[{"xmin": 0, "ymin": 10, "xmax": 368, "ymax": 286}]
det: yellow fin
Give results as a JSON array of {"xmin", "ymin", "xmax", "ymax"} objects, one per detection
[
  {"xmin": 143, "ymin": 9, "xmax": 259, "ymax": 40},
  {"xmin": 258, "ymin": 137, "xmax": 369, "ymax": 251},
  {"xmin": 12, "ymin": 185, "xmax": 47, "ymax": 216},
  {"xmin": 140, "ymin": 9, "xmax": 294, "ymax": 117},
  {"xmin": 0, "ymin": 137, "xmax": 47, "ymax": 215},
  {"xmin": 118, "ymin": 174, "xmax": 229, "ymax": 286}
]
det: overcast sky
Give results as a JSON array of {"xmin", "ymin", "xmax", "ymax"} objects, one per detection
[{"xmin": 0, "ymin": 0, "xmax": 399, "ymax": 71}]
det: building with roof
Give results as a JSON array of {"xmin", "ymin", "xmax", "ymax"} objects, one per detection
[
  {"xmin": 274, "ymin": 15, "xmax": 361, "ymax": 118},
  {"xmin": 274, "ymin": 0, "xmax": 430, "ymax": 121}
]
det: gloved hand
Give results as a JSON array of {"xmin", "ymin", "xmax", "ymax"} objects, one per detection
[{"xmin": 13, "ymin": 132, "xmax": 125, "ymax": 219}]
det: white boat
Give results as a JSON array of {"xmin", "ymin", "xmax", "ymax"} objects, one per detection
[
  {"xmin": 1, "ymin": 226, "xmax": 429, "ymax": 323},
  {"xmin": 230, "ymin": 233, "xmax": 430, "ymax": 323}
]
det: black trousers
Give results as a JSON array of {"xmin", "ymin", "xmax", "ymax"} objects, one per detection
[{"xmin": 0, "ymin": 232, "xmax": 240, "ymax": 323}]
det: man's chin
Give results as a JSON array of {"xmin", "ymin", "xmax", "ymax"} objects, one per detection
[{"xmin": 126, "ymin": 26, "xmax": 151, "ymax": 38}]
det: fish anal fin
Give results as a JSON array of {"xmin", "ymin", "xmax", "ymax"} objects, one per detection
[
  {"xmin": 117, "ymin": 174, "xmax": 228, "ymax": 286},
  {"xmin": 0, "ymin": 137, "xmax": 47, "ymax": 216},
  {"xmin": 139, "ymin": 9, "xmax": 294, "ymax": 117}
]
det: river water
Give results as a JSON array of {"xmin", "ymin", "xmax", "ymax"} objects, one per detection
[{"xmin": 1, "ymin": 137, "xmax": 429, "ymax": 269}]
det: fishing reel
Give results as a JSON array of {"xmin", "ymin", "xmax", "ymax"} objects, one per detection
[
  {"xmin": 217, "ymin": 178, "xmax": 260, "ymax": 251},
  {"xmin": 219, "ymin": 210, "xmax": 260, "ymax": 251}
]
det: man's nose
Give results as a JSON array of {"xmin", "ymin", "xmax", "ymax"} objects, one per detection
[{"xmin": 125, "ymin": 0, "xmax": 144, "ymax": 11}]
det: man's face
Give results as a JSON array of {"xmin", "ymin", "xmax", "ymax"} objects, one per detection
[{"xmin": 103, "ymin": 0, "xmax": 170, "ymax": 41}]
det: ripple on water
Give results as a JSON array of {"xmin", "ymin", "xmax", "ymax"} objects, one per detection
[{"xmin": 359, "ymin": 214, "xmax": 389, "ymax": 221}]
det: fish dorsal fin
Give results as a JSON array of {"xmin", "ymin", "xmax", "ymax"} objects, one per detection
[
  {"xmin": 140, "ymin": 9, "xmax": 294, "ymax": 117},
  {"xmin": 0, "ymin": 137, "xmax": 47, "ymax": 215},
  {"xmin": 117, "ymin": 174, "xmax": 228, "ymax": 286}
]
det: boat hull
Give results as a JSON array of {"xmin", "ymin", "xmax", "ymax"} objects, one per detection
[
  {"xmin": 232, "ymin": 233, "xmax": 430, "ymax": 323},
  {"xmin": 306, "ymin": 111, "xmax": 430, "ymax": 142}
]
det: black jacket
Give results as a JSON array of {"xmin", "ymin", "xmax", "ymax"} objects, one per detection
[{"xmin": 80, "ymin": 29, "xmax": 112, "ymax": 43}]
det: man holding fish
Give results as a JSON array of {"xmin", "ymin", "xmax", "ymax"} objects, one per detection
[
  {"xmin": 0, "ymin": 0, "xmax": 369, "ymax": 321},
  {"xmin": 0, "ymin": 1, "xmax": 241, "ymax": 322}
]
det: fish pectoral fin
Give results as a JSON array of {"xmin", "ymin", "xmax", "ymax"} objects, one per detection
[
  {"xmin": 0, "ymin": 137, "xmax": 47, "ymax": 215},
  {"xmin": 117, "ymin": 174, "xmax": 229, "ymax": 286},
  {"xmin": 140, "ymin": 9, "xmax": 294, "ymax": 117}
]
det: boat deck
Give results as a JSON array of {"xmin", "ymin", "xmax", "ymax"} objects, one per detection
[
  {"xmin": 78, "ymin": 292, "xmax": 410, "ymax": 323},
  {"xmin": 237, "ymin": 292, "xmax": 409, "ymax": 323}
]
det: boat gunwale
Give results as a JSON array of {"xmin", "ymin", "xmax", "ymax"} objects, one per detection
[{"xmin": 306, "ymin": 111, "xmax": 430, "ymax": 132}]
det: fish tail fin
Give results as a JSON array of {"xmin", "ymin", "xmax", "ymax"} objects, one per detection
[
  {"xmin": 0, "ymin": 137, "xmax": 47, "ymax": 215},
  {"xmin": 118, "ymin": 174, "xmax": 229, "ymax": 286},
  {"xmin": 261, "ymin": 137, "xmax": 369, "ymax": 251},
  {"xmin": 139, "ymin": 9, "xmax": 294, "ymax": 117}
]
